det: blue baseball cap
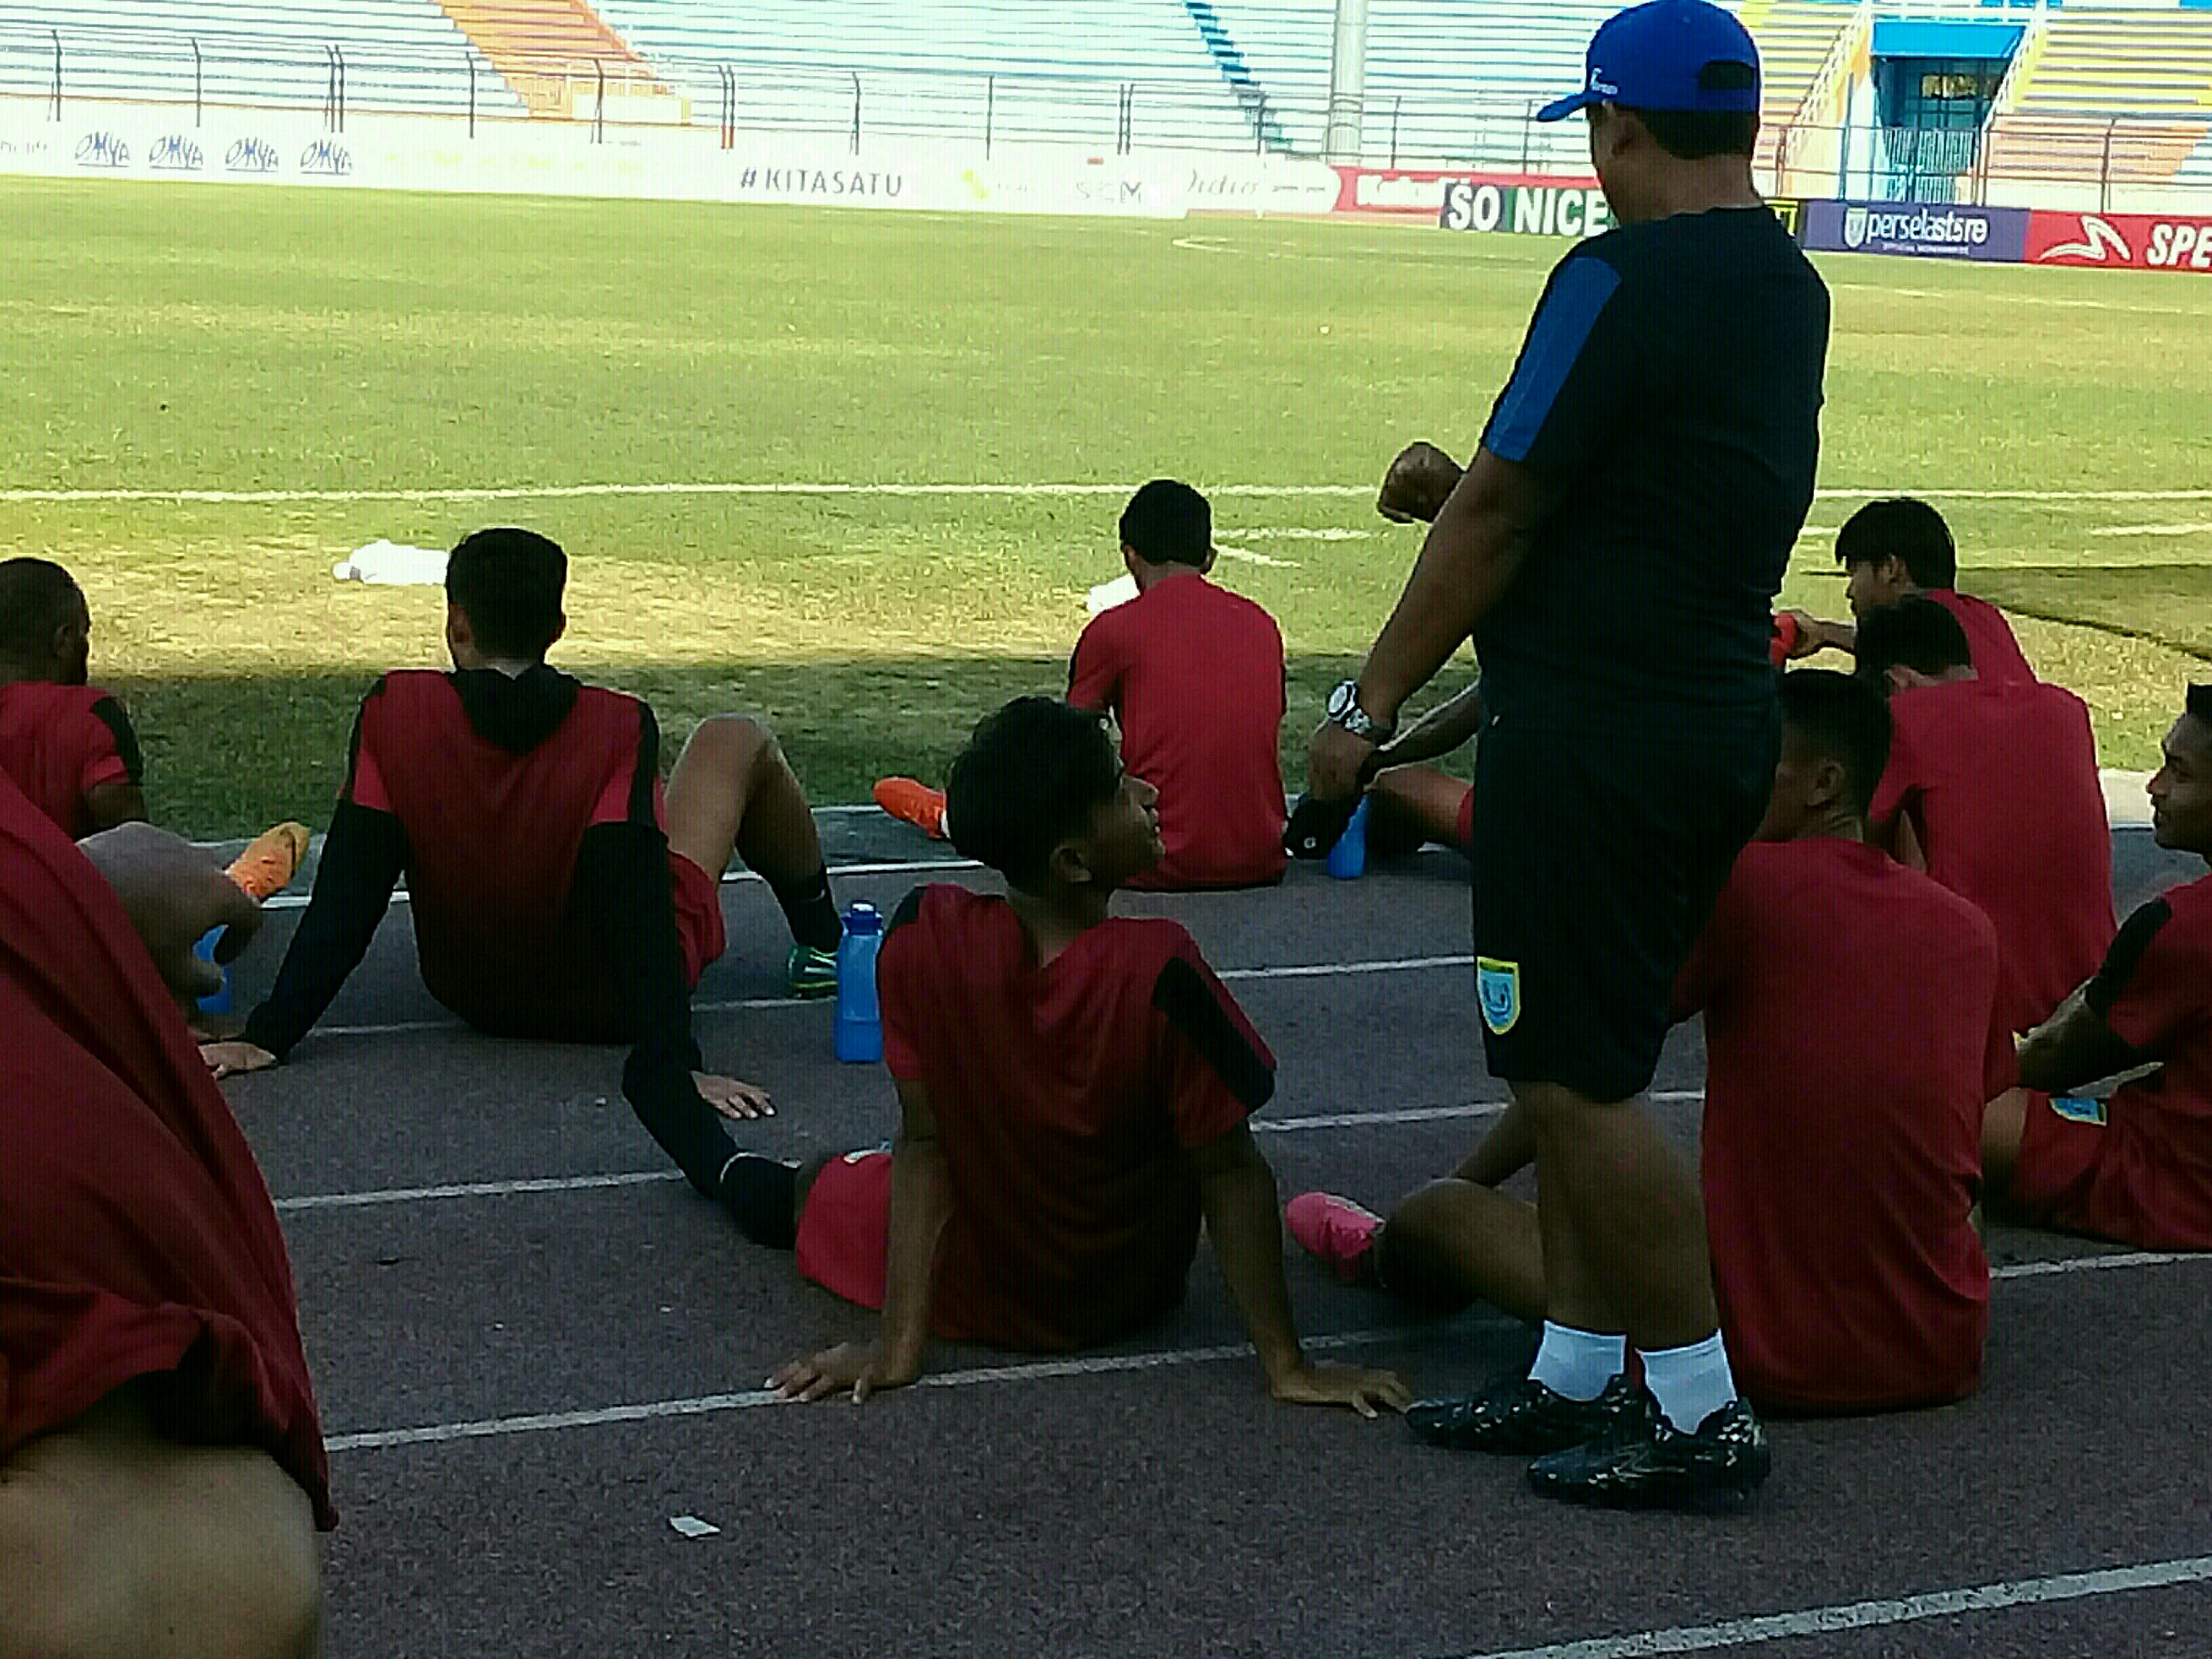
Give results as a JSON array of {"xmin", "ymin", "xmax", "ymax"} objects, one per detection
[{"xmin": 1536, "ymin": 0, "xmax": 1762, "ymax": 123}]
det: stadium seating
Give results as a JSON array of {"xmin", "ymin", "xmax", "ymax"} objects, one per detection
[
  {"xmin": 1984, "ymin": 5, "xmax": 2212, "ymax": 190},
  {"xmin": 0, "ymin": 0, "xmax": 525, "ymax": 116},
  {"xmin": 433, "ymin": 1, "xmax": 674, "ymax": 119},
  {"xmin": 588, "ymin": 0, "xmax": 1259, "ymax": 151}
]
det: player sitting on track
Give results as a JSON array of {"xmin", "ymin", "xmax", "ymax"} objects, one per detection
[
  {"xmin": 1855, "ymin": 596, "xmax": 2114, "ymax": 1034},
  {"xmin": 0, "ymin": 556, "xmax": 148, "ymax": 836},
  {"xmin": 201, "ymin": 529, "xmax": 844, "ymax": 1223},
  {"xmin": 1290, "ymin": 670, "xmax": 2011, "ymax": 1416},
  {"xmin": 750, "ymin": 697, "xmax": 1408, "ymax": 1415},
  {"xmin": 1782, "ymin": 497, "xmax": 2036, "ymax": 684},
  {"xmin": 1, "ymin": 790, "xmax": 331, "ymax": 1659},
  {"xmin": 878, "ymin": 482, "xmax": 1288, "ymax": 890},
  {"xmin": 1986, "ymin": 685, "xmax": 2212, "ymax": 1251}
]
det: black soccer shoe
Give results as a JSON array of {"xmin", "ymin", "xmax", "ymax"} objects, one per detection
[
  {"xmin": 1406, "ymin": 1372, "xmax": 1640, "ymax": 1456},
  {"xmin": 1284, "ymin": 792, "xmax": 1361, "ymax": 860},
  {"xmin": 1525, "ymin": 1393, "xmax": 1770, "ymax": 1512}
]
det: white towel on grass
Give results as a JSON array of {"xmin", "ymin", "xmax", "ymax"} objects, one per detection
[{"xmin": 333, "ymin": 540, "xmax": 447, "ymax": 586}]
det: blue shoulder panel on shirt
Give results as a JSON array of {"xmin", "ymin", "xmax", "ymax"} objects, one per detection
[{"xmin": 1483, "ymin": 255, "xmax": 1623, "ymax": 464}]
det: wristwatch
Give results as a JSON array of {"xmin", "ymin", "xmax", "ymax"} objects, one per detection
[{"xmin": 1326, "ymin": 680, "xmax": 1395, "ymax": 745}]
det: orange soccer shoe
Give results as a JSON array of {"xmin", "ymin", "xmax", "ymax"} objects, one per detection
[
  {"xmin": 226, "ymin": 821, "xmax": 311, "ymax": 901},
  {"xmin": 873, "ymin": 777, "xmax": 947, "ymax": 841}
]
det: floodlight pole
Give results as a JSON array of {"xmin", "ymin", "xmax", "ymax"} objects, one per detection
[{"xmin": 1324, "ymin": 0, "xmax": 1370, "ymax": 161}]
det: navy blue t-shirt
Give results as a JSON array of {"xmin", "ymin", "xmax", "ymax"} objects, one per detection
[{"xmin": 1475, "ymin": 205, "xmax": 1829, "ymax": 727}]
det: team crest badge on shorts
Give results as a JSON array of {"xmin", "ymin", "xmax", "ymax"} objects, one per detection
[
  {"xmin": 1477, "ymin": 956, "xmax": 1521, "ymax": 1036},
  {"xmin": 2051, "ymin": 1095, "xmax": 2108, "ymax": 1128}
]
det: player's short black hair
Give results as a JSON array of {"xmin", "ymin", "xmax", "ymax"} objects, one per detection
[
  {"xmin": 1855, "ymin": 595, "xmax": 1974, "ymax": 686},
  {"xmin": 1779, "ymin": 668, "xmax": 1891, "ymax": 821},
  {"xmin": 0, "ymin": 558, "xmax": 83, "ymax": 662},
  {"xmin": 945, "ymin": 696, "xmax": 1122, "ymax": 893},
  {"xmin": 1836, "ymin": 497, "xmax": 1958, "ymax": 590},
  {"xmin": 1625, "ymin": 62, "xmax": 1758, "ymax": 160},
  {"xmin": 445, "ymin": 528, "xmax": 567, "ymax": 660},
  {"xmin": 2188, "ymin": 684, "xmax": 2212, "ymax": 729},
  {"xmin": 1119, "ymin": 479, "xmax": 1212, "ymax": 569}
]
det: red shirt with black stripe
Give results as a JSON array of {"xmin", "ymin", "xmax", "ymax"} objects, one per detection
[
  {"xmin": 1870, "ymin": 676, "xmax": 2114, "ymax": 1033},
  {"xmin": 1923, "ymin": 589, "xmax": 2035, "ymax": 687},
  {"xmin": 0, "ymin": 769, "xmax": 331, "ymax": 1526},
  {"xmin": 1069, "ymin": 574, "xmax": 1288, "ymax": 890},
  {"xmin": 2057, "ymin": 874, "xmax": 2212, "ymax": 1248},
  {"xmin": 0, "ymin": 681, "xmax": 143, "ymax": 837},
  {"xmin": 342, "ymin": 669, "xmax": 665, "ymax": 1039},
  {"xmin": 1677, "ymin": 838, "xmax": 2013, "ymax": 1415},
  {"xmin": 878, "ymin": 884, "xmax": 1275, "ymax": 1349}
]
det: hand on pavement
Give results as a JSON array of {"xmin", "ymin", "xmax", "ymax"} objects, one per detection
[
  {"xmin": 769, "ymin": 1343, "xmax": 918, "ymax": 1404},
  {"xmin": 1269, "ymin": 1361, "xmax": 1415, "ymax": 1419},
  {"xmin": 697, "ymin": 1072, "xmax": 775, "ymax": 1120},
  {"xmin": 201, "ymin": 1040, "xmax": 279, "ymax": 1080}
]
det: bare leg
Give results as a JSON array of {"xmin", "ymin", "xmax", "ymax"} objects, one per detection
[
  {"xmin": 1378, "ymin": 1179, "xmax": 1547, "ymax": 1321},
  {"xmin": 0, "ymin": 1382, "xmax": 322, "ymax": 1659},
  {"xmin": 1368, "ymin": 765, "xmax": 1471, "ymax": 859},
  {"xmin": 1527, "ymin": 1082, "xmax": 1708, "ymax": 1350},
  {"xmin": 1981, "ymin": 1086, "xmax": 2032, "ymax": 1216},
  {"xmin": 663, "ymin": 714, "xmax": 825, "ymax": 887}
]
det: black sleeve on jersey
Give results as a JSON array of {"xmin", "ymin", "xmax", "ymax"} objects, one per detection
[
  {"xmin": 2085, "ymin": 897, "xmax": 2173, "ymax": 1021},
  {"xmin": 1153, "ymin": 955, "xmax": 1275, "ymax": 1111},
  {"xmin": 89, "ymin": 697, "xmax": 144, "ymax": 785},
  {"xmin": 243, "ymin": 800, "xmax": 407, "ymax": 1059},
  {"xmin": 574, "ymin": 821, "xmax": 738, "ymax": 1203}
]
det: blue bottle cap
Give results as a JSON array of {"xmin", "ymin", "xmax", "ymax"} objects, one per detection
[{"xmin": 844, "ymin": 901, "xmax": 882, "ymax": 934}]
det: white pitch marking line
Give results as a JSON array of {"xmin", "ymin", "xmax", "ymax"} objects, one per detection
[
  {"xmin": 1214, "ymin": 545, "xmax": 1300, "ymax": 567},
  {"xmin": 306, "ymin": 953, "xmax": 1480, "ymax": 1039},
  {"xmin": 322, "ymin": 1324, "xmax": 1452, "ymax": 1452},
  {"xmin": 1450, "ymin": 1555, "xmax": 2212, "ymax": 1659},
  {"xmin": 9, "ymin": 480, "xmax": 2212, "ymax": 506},
  {"xmin": 2093, "ymin": 521, "xmax": 2212, "ymax": 537}
]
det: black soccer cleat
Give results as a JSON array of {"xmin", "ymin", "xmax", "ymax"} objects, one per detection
[
  {"xmin": 1525, "ymin": 1393, "xmax": 1770, "ymax": 1512},
  {"xmin": 1406, "ymin": 1372, "xmax": 1641, "ymax": 1456}
]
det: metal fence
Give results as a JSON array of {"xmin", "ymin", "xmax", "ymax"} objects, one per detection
[{"xmin": 4, "ymin": 23, "xmax": 2208, "ymax": 206}]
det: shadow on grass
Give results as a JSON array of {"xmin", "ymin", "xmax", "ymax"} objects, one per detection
[
  {"xmin": 114, "ymin": 653, "xmax": 1395, "ymax": 837},
  {"xmin": 1973, "ymin": 562, "xmax": 2212, "ymax": 667}
]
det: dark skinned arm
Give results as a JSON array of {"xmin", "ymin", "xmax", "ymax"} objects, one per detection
[
  {"xmin": 1371, "ymin": 682, "xmax": 1487, "ymax": 774},
  {"xmin": 2018, "ymin": 985, "xmax": 2151, "ymax": 1097},
  {"xmin": 773, "ymin": 1080, "xmax": 955, "ymax": 1402},
  {"xmin": 1191, "ymin": 1123, "xmax": 1410, "ymax": 1415},
  {"xmin": 82, "ymin": 780, "xmax": 148, "ymax": 832}
]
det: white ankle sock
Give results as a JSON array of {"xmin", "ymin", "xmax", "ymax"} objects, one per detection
[
  {"xmin": 1527, "ymin": 1322, "xmax": 1626, "ymax": 1402},
  {"xmin": 1639, "ymin": 1332, "xmax": 1738, "ymax": 1432}
]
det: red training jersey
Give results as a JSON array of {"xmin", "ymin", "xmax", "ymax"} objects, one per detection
[
  {"xmin": 348, "ymin": 669, "xmax": 666, "ymax": 1040},
  {"xmin": 1924, "ymin": 589, "xmax": 2034, "ymax": 686},
  {"xmin": 0, "ymin": 770, "xmax": 331, "ymax": 1525},
  {"xmin": 1069, "ymin": 574, "xmax": 1287, "ymax": 890},
  {"xmin": 878, "ymin": 885, "xmax": 1275, "ymax": 1350},
  {"xmin": 1677, "ymin": 838, "xmax": 2012, "ymax": 1416},
  {"xmin": 0, "ymin": 680, "xmax": 142, "ymax": 837},
  {"xmin": 2055, "ymin": 874, "xmax": 2212, "ymax": 1249},
  {"xmin": 1871, "ymin": 676, "xmax": 2114, "ymax": 1033}
]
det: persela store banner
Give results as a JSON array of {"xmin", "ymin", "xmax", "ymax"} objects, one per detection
[{"xmin": 1800, "ymin": 199, "xmax": 2030, "ymax": 263}]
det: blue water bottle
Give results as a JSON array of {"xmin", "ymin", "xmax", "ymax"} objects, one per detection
[
  {"xmin": 193, "ymin": 926, "xmax": 233, "ymax": 1017},
  {"xmin": 834, "ymin": 903, "xmax": 884, "ymax": 1064},
  {"xmin": 1326, "ymin": 798, "xmax": 1370, "ymax": 880}
]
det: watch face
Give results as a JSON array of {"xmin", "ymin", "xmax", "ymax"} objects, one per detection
[{"xmin": 1328, "ymin": 681, "xmax": 1356, "ymax": 719}]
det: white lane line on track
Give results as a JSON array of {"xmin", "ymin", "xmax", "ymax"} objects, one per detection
[
  {"xmin": 321, "ymin": 1324, "xmax": 1441, "ymax": 1451},
  {"xmin": 275, "ymin": 1090, "xmax": 1717, "ymax": 1212},
  {"xmin": 1448, "ymin": 1555, "xmax": 2212, "ymax": 1659},
  {"xmin": 321, "ymin": 1251, "xmax": 2209, "ymax": 1454},
  {"xmin": 10, "ymin": 480, "xmax": 2212, "ymax": 506},
  {"xmin": 308, "ymin": 952, "xmax": 1481, "ymax": 1037}
]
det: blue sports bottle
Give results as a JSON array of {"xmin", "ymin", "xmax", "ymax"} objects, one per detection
[
  {"xmin": 194, "ymin": 927, "xmax": 233, "ymax": 1017},
  {"xmin": 834, "ymin": 903, "xmax": 884, "ymax": 1063},
  {"xmin": 1326, "ymin": 798, "xmax": 1370, "ymax": 880}
]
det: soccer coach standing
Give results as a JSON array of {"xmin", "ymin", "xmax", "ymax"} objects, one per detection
[{"xmin": 1308, "ymin": 0, "xmax": 1828, "ymax": 1509}]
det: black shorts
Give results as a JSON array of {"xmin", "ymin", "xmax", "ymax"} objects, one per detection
[{"xmin": 1469, "ymin": 706, "xmax": 1778, "ymax": 1103}]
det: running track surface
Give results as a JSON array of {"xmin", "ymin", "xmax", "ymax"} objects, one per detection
[{"xmin": 213, "ymin": 816, "xmax": 2212, "ymax": 1659}]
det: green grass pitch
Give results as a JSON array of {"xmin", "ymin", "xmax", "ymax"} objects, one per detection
[{"xmin": 4, "ymin": 176, "xmax": 2209, "ymax": 836}]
